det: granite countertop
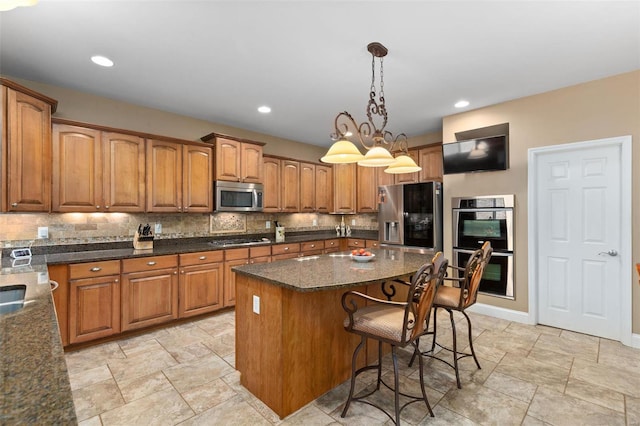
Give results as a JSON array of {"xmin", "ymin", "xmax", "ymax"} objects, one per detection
[
  {"xmin": 233, "ymin": 248, "xmax": 432, "ymax": 292},
  {"xmin": 0, "ymin": 257, "xmax": 77, "ymax": 424}
]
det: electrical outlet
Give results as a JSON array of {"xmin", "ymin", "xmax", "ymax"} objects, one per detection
[
  {"xmin": 253, "ymin": 295, "xmax": 260, "ymax": 314},
  {"xmin": 266, "ymin": 221, "xmax": 271, "ymax": 229},
  {"xmin": 154, "ymin": 223, "xmax": 162, "ymax": 234},
  {"xmin": 312, "ymin": 219, "xmax": 318, "ymax": 226},
  {"xmin": 37, "ymin": 227, "xmax": 48, "ymax": 239},
  {"xmin": 351, "ymin": 219, "xmax": 356, "ymax": 226}
]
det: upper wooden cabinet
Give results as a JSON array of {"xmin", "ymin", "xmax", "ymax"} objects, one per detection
[
  {"xmin": 314, "ymin": 164, "xmax": 333, "ymax": 213},
  {"xmin": 281, "ymin": 160, "xmax": 300, "ymax": 212},
  {"xmin": 1, "ymin": 79, "xmax": 57, "ymax": 212},
  {"xmin": 211, "ymin": 136, "xmax": 263, "ymax": 183},
  {"xmin": 300, "ymin": 162, "xmax": 315, "ymax": 212},
  {"xmin": 356, "ymin": 166, "xmax": 378, "ymax": 213},
  {"xmin": 147, "ymin": 140, "xmax": 212, "ymax": 213},
  {"xmin": 418, "ymin": 144, "xmax": 443, "ymax": 182},
  {"xmin": 262, "ymin": 156, "xmax": 300, "ymax": 213},
  {"xmin": 333, "ymin": 163, "xmax": 356, "ymax": 214},
  {"xmin": 52, "ymin": 123, "xmax": 145, "ymax": 212},
  {"xmin": 263, "ymin": 156, "xmax": 281, "ymax": 212}
]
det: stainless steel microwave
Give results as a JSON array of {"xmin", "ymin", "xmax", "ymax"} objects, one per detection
[{"xmin": 214, "ymin": 181, "xmax": 263, "ymax": 212}]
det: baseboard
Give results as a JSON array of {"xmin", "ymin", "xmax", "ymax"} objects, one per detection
[
  {"xmin": 467, "ymin": 303, "xmax": 532, "ymax": 324},
  {"xmin": 469, "ymin": 304, "xmax": 640, "ymax": 349}
]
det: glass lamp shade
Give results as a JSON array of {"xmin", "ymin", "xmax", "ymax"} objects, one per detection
[
  {"xmin": 384, "ymin": 154, "xmax": 422, "ymax": 174},
  {"xmin": 357, "ymin": 146, "xmax": 395, "ymax": 167},
  {"xmin": 0, "ymin": 0, "xmax": 38, "ymax": 11},
  {"xmin": 320, "ymin": 139, "xmax": 365, "ymax": 164}
]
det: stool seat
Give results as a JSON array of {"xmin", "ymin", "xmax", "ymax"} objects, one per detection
[{"xmin": 344, "ymin": 305, "xmax": 414, "ymax": 343}]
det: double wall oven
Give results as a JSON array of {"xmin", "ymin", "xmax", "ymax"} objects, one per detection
[{"xmin": 452, "ymin": 194, "xmax": 514, "ymax": 299}]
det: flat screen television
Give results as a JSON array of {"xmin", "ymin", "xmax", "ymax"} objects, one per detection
[{"xmin": 442, "ymin": 135, "xmax": 508, "ymax": 175}]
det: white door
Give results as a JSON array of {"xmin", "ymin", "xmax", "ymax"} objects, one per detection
[{"xmin": 531, "ymin": 137, "xmax": 631, "ymax": 341}]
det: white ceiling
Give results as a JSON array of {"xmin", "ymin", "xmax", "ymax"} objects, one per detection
[{"xmin": 1, "ymin": 1, "xmax": 639, "ymax": 147}]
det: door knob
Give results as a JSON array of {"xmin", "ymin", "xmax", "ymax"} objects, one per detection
[{"xmin": 598, "ymin": 249, "xmax": 618, "ymax": 257}]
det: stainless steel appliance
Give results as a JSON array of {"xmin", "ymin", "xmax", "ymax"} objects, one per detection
[
  {"xmin": 214, "ymin": 181, "xmax": 263, "ymax": 212},
  {"xmin": 452, "ymin": 194, "xmax": 514, "ymax": 299},
  {"xmin": 379, "ymin": 182, "xmax": 443, "ymax": 251}
]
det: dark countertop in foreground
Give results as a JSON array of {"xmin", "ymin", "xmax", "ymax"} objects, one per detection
[
  {"xmin": 233, "ymin": 248, "xmax": 432, "ymax": 291},
  {"xmin": 0, "ymin": 258, "xmax": 77, "ymax": 424}
]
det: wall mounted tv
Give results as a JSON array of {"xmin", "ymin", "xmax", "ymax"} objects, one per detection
[{"xmin": 442, "ymin": 135, "xmax": 509, "ymax": 175}]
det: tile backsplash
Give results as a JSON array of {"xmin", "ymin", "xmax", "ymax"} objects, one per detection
[{"xmin": 0, "ymin": 212, "xmax": 378, "ymax": 248}]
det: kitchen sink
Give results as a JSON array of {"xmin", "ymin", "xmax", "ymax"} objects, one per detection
[
  {"xmin": 0, "ymin": 284, "xmax": 26, "ymax": 315},
  {"xmin": 208, "ymin": 237, "xmax": 271, "ymax": 248}
]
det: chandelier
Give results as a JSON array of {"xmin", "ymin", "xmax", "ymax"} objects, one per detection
[{"xmin": 321, "ymin": 42, "xmax": 421, "ymax": 174}]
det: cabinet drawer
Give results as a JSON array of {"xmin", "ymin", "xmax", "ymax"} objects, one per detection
[
  {"xmin": 365, "ymin": 240, "xmax": 380, "ymax": 248},
  {"xmin": 69, "ymin": 260, "xmax": 120, "ymax": 279},
  {"xmin": 347, "ymin": 239, "xmax": 365, "ymax": 248},
  {"xmin": 272, "ymin": 243, "xmax": 300, "ymax": 256},
  {"xmin": 122, "ymin": 255, "xmax": 178, "ymax": 273},
  {"xmin": 324, "ymin": 239, "xmax": 340, "ymax": 250},
  {"xmin": 225, "ymin": 247, "xmax": 249, "ymax": 261},
  {"xmin": 300, "ymin": 240, "xmax": 324, "ymax": 253},
  {"xmin": 179, "ymin": 250, "xmax": 224, "ymax": 266},
  {"xmin": 272, "ymin": 252, "xmax": 300, "ymax": 261},
  {"xmin": 250, "ymin": 245, "xmax": 271, "ymax": 258}
]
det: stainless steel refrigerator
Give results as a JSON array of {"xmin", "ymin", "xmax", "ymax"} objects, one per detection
[{"xmin": 378, "ymin": 182, "xmax": 443, "ymax": 251}]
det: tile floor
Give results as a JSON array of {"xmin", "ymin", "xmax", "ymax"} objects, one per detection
[{"xmin": 66, "ymin": 309, "xmax": 640, "ymax": 425}]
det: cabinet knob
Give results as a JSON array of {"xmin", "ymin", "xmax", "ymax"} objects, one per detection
[
  {"xmin": 354, "ymin": 242, "xmax": 359, "ymax": 245},
  {"xmin": 115, "ymin": 279, "xmax": 119, "ymax": 283},
  {"xmin": 284, "ymin": 247, "xmax": 289, "ymax": 251},
  {"xmin": 11, "ymin": 202, "xmax": 17, "ymax": 207},
  {"xmin": 96, "ymin": 205, "xmax": 100, "ymax": 209},
  {"xmin": 177, "ymin": 207, "xmax": 182, "ymax": 211},
  {"xmin": 181, "ymin": 270, "xmax": 185, "ymax": 274},
  {"xmin": 90, "ymin": 267, "xmax": 102, "ymax": 272},
  {"xmin": 184, "ymin": 207, "xmax": 188, "ymax": 211},
  {"xmin": 147, "ymin": 261, "xmax": 157, "ymax": 266},
  {"xmin": 311, "ymin": 244, "xmax": 315, "ymax": 248},
  {"xmin": 199, "ymin": 256, "xmax": 206, "ymax": 260},
  {"xmin": 173, "ymin": 271, "xmax": 178, "ymax": 275},
  {"xmin": 105, "ymin": 205, "xmax": 110, "ymax": 209}
]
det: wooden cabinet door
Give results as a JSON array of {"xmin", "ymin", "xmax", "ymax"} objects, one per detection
[
  {"xmin": 69, "ymin": 275, "xmax": 120, "ymax": 344},
  {"xmin": 333, "ymin": 163, "xmax": 356, "ymax": 213},
  {"xmin": 394, "ymin": 149, "xmax": 420, "ymax": 184},
  {"xmin": 183, "ymin": 144, "xmax": 212, "ymax": 213},
  {"xmin": 315, "ymin": 164, "xmax": 333, "ymax": 213},
  {"xmin": 376, "ymin": 165, "xmax": 395, "ymax": 187},
  {"xmin": 300, "ymin": 162, "xmax": 315, "ymax": 212},
  {"xmin": 121, "ymin": 267, "xmax": 178, "ymax": 331},
  {"xmin": 102, "ymin": 132, "xmax": 145, "ymax": 212},
  {"xmin": 146, "ymin": 139, "xmax": 182, "ymax": 212},
  {"xmin": 179, "ymin": 262, "xmax": 223, "ymax": 318},
  {"xmin": 356, "ymin": 166, "xmax": 378, "ymax": 213},
  {"xmin": 52, "ymin": 124, "xmax": 102, "ymax": 212},
  {"xmin": 6, "ymin": 88, "xmax": 51, "ymax": 212},
  {"xmin": 241, "ymin": 143, "xmax": 263, "ymax": 183},
  {"xmin": 224, "ymin": 248, "xmax": 249, "ymax": 307},
  {"xmin": 262, "ymin": 156, "xmax": 281, "ymax": 212},
  {"xmin": 281, "ymin": 160, "xmax": 300, "ymax": 212},
  {"xmin": 215, "ymin": 138, "xmax": 241, "ymax": 182},
  {"xmin": 419, "ymin": 145, "xmax": 443, "ymax": 182}
]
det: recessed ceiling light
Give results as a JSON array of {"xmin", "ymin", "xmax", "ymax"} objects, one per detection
[
  {"xmin": 454, "ymin": 100, "xmax": 470, "ymax": 108},
  {"xmin": 257, "ymin": 106, "xmax": 271, "ymax": 114},
  {"xmin": 91, "ymin": 55, "xmax": 114, "ymax": 67}
]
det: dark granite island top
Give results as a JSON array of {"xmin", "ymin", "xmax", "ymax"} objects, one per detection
[
  {"xmin": 233, "ymin": 248, "xmax": 431, "ymax": 291},
  {"xmin": 0, "ymin": 257, "xmax": 76, "ymax": 424},
  {"xmin": 233, "ymin": 248, "xmax": 433, "ymax": 419}
]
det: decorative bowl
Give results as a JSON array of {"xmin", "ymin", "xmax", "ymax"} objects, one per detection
[{"xmin": 350, "ymin": 253, "xmax": 375, "ymax": 263}]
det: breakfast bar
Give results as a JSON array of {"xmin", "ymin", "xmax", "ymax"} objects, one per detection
[{"xmin": 233, "ymin": 248, "xmax": 431, "ymax": 419}]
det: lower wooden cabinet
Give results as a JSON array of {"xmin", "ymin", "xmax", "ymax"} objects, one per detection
[
  {"xmin": 178, "ymin": 251, "xmax": 224, "ymax": 318},
  {"xmin": 68, "ymin": 260, "xmax": 121, "ymax": 344},
  {"xmin": 48, "ymin": 264, "xmax": 70, "ymax": 346},
  {"xmin": 121, "ymin": 255, "xmax": 178, "ymax": 331},
  {"xmin": 224, "ymin": 248, "xmax": 249, "ymax": 307},
  {"xmin": 324, "ymin": 239, "xmax": 341, "ymax": 254}
]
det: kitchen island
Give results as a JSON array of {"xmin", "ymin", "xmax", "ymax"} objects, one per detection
[{"xmin": 233, "ymin": 248, "xmax": 432, "ymax": 419}]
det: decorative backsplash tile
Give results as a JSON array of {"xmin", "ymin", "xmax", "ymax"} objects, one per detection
[{"xmin": 0, "ymin": 212, "xmax": 378, "ymax": 248}]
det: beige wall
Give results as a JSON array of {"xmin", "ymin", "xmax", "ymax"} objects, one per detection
[
  {"xmin": 442, "ymin": 70, "xmax": 640, "ymax": 333},
  {"xmin": 7, "ymin": 76, "xmax": 329, "ymax": 163}
]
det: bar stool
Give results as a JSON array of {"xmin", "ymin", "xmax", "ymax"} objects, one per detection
[
  {"xmin": 340, "ymin": 252, "xmax": 448, "ymax": 425},
  {"xmin": 411, "ymin": 242, "xmax": 492, "ymax": 388}
]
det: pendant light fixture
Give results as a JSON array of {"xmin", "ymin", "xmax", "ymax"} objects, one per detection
[
  {"xmin": 0, "ymin": 0, "xmax": 38, "ymax": 12},
  {"xmin": 321, "ymin": 42, "xmax": 421, "ymax": 174}
]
